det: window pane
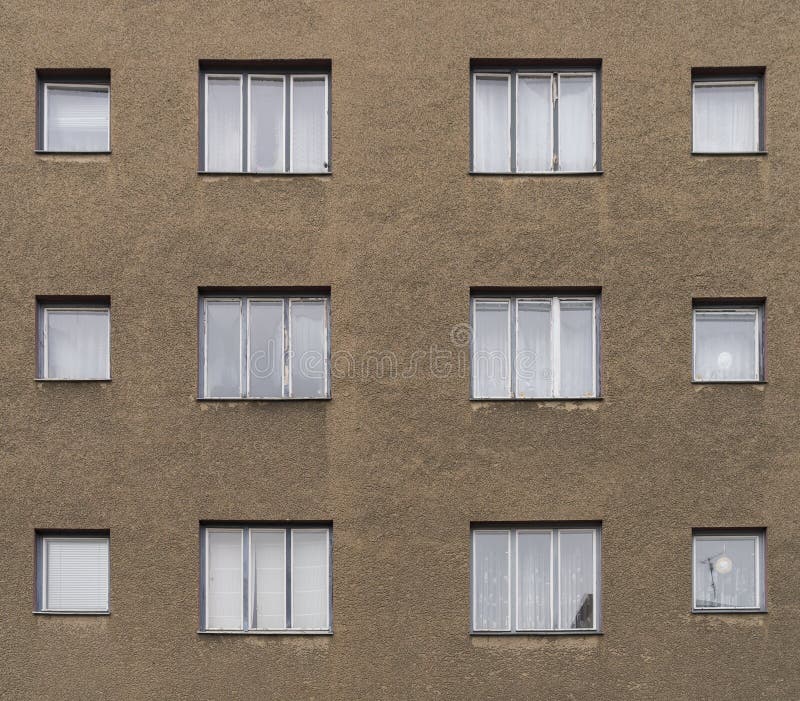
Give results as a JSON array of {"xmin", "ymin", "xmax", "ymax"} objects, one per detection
[
  {"xmin": 693, "ymin": 83, "xmax": 757, "ymax": 152},
  {"xmin": 291, "ymin": 530, "xmax": 329, "ymax": 629},
  {"xmin": 694, "ymin": 310, "xmax": 758, "ymax": 381},
  {"xmin": 473, "ymin": 75, "xmax": 510, "ymax": 172},
  {"xmin": 249, "ymin": 77, "xmax": 285, "ymax": 172},
  {"xmin": 517, "ymin": 531, "xmax": 552, "ymax": 630},
  {"xmin": 694, "ymin": 536, "xmax": 759, "ymax": 609},
  {"xmin": 517, "ymin": 299, "xmax": 552, "ymax": 398},
  {"xmin": 45, "ymin": 308, "xmax": 109, "ymax": 380},
  {"xmin": 473, "ymin": 531, "xmax": 510, "ymax": 630},
  {"xmin": 44, "ymin": 538, "xmax": 109, "ymax": 611},
  {"xmin": 251, "ymin": 530, "xmax": 286, "ymax": 630},
  {"xmin": 248, "ymin": 300, "xmax": 284, "ymax": 398},
  {"xmin": 206, "ymin": 530, "xmax": 243, "ymax": 630},
  {"xmin": 205, "ymin": 300, "xmax": 241, "ymax": 398},
  {"xmin": 291, "ymin": 78, "xmax": 327, "ymax": 172},
  {"xmin": 558, "ymin": 299, "xmax": 595, "ymax": 397},
  {"xmin": 472, "ymin": 300, "xmax": 511, "ymax": 398},
  {"xmin": 206, "ymin": 77, "xmax": 242, "ymax": 172},
  {"xmin": 558, "ymin": 531, "xmax": 594, "ymax": 629},
  {"xmin": 517, "ymin": 75, "xmax": 552, "ymax": 172},
  {"xmin": 45, "ymin": 86, "xmax": 109, "ymax": 152},
  {"xmin": 558, "ymin": 75, "xmax": 594, "ymax": 171},
  {"xmin": 289, "ymin": 300, "xmax": 327, "ymax": 398}
]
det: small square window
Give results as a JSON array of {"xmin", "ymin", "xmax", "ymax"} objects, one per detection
[
  {"xmin": 201, "ymin": 524, "xmax": 331, "ymax": 632},
  {"xmin": 693, "ymin": 530, "xmax": 765, "ymax": 612},
  {"xmin": 692, "ymin": 302, "xmax": 763, "ymax": 382},
  {"xmin": 36, "ymin": 532, "xmax": 110, "ymax": 613},
  {"xmin": 37, "ymin": 299, "xmax": 111, "ymax": 380}
]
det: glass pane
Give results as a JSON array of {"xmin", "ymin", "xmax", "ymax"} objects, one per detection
[
  {"xmin": 291, "ymin": 530, "xmax": 329, "ymax": 629},
  {"xmin": 558, "ymin": 530, "xmax": 594, "ymax": 629},
  {"xmin": 251, "ymin": 531, "xmax": 286, "ymax": 629},
  {"xmin": 289, "ymin": 300, "xmax": 327, "ymax": 398},
  {"xmin": 249, "ymin": 77, "xmax": 285, "ymax": 172},
  {"xmin": 206, "ymin": 76, "xmax": 242, "ymax": 172},
  {"xmin": 206, "ymin": 530, "xmax": 243, "ymax": 630},
  {"xmin": 45, "ymin": 86, "xmax": 109, "ymax": 152},
  {"xmin": 517, "ymin": 531, "xmax": 552, "ymax": 630},
  {"xmin": 291, "ymin": 78, "xmax": 327, "ymax": 172},
  {"xmin": 694, "ymin": 310, "xmax": 758, "ymax": 381},
  {"xmin": 473, "ymin": 531, "xmax": 510, "ymax": 631},
  {"xmin": 558, "ymin": 75, "xmax": 594, "ymax": 172},
  {"xmin": 558, "ymin": 299, "xmax": 595, "ymax": 397},
  {"xmin": 517, "ymin": 75, "xmax": 552, "ymax": 172},
  {"xmin": 473, "ymin": 75, "xmax": 510, "ymax": 172},
  {"xmin": 248, "ymin": 300, "xmax": 284, "ymax": 398},
  {"xmin": 693, "ymin": 83, "xmax": 757, "ymax": 152},
  {"xmin": 517, "ymin": 299, "xmax": 552, "ymax": 398},
  {"xmin": 205, "ymin": 300, "xmax": 241, "ymax": 398},
  {"xmin": 45, "ymin": 308, "xmax": 109, "ymax": 380},
  {"xmin": 45, "ymin": 538, "xmax": 109, "ymax": 611},
  {"xmin": 472, "ymin": 300, "xmax": 511, "ymax": 398},
  {"xmin": 694, "ymin": 536, "xmax": 759, "ymax": 609}
]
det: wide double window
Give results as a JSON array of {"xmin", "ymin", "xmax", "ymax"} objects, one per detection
[
  {"xmin": 472, "ymin": 66, "xmax": 599, "ymax": 173},
  {"xmin": 472, "ymin": 525, "xmax": 600, "ymax": 633},
  {"xmin": 201, "ymin": 525, "xmax": 331, "ymax": 632},
  {"xmin": 692, "ymin": 302, "xmax": 764, "ymax": 382},
  {"xmin": 38, "ymin": 71, "xmax": 110, "ymax": 152},
  {"xmin": 202, "ymin": 66, "xmax": 330, "ymax": 173}
]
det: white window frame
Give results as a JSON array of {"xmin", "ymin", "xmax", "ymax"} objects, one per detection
[
  {"xmin": 246, "ymin": 74, "xmax": 286, "ymax": 173},
  {"xmin": 692, "ymin": 79, "xmax": 760, "ymax": 154},
  {"xmin": 42, "ymin": 82, "xmax": 111, "ymax": 152},
  {"xmin": 204, "ymin": 73, "xmax": 244, "ymax": 172},
  {"xmin": 471, "ymin": 295, "xmax": 599, "ymax": 399},
  {"xmin": 692, "ymin": 305, "xmax": 763, "ymax": 383},
  {"xmin": 38, "ymin": 534, "xmax": 110, "ymax": 614},
  {"xmin": 692, "ymin": 531, "xmax": 765, "ymax": 612},
  {"xmin": 289, "ymin": 74, "xmax": 330, "ymax": 174},
  {"xmin": 40, "ymin": 304, "xmax": 111, "ymax": 380}
]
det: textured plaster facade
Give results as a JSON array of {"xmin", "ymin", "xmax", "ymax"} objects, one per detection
[{"xmin": 1, "ymin": 1, "xmax": 799, "ymax": 699}]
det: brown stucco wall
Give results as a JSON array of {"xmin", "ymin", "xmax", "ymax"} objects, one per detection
[{"xmin": 1, "ymin": 1, "xmax": 800, "ymax": 698}]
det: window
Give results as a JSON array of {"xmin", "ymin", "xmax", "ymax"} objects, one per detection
[
  {"xmin": 37, "ymin": 71, "xmax": 110, "ymax": 152},
  {"xmin": 37, "ymin": 299, "xmax": 110, "ymax": 380},
  {"xmin": 199, "ymin": 293, "xmax": 330, "ymax": 399},
  {"xmin": 471, "ymin": 294, "xmax": 599, "ymax": 399},
  {"xmin": 201, "ymin": 525, "xmax": 331, "ymax": 632},
  {"xmin": 692, "ymin": 302, "xmax": 764, "ymax": 382},
  {"xmin": 692, "ymin": 70, "xmax": 764, "ymax": 153},
  {"xmin": 693, "ymin": 530, "xmax": 765, "ymax": 612},
  {"xmin": 201, "ymin": 64, "xmax": 330, "ymax": 173},
  {"xmin": 36, "ymin": 533, "xmax": 110, "ymax": 613},
  {"xmin": 472, "ymin": 65, "xmax": 599, "ymax": 173},
  {"xmin": 471, "ymin": 525, "xmax": 600, "ymax": 633}
]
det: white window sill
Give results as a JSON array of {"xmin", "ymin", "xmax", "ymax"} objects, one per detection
[
  {"xmin": 198, "ymin": 629, "xmax": 332, "ymax": 635},
  {"xmin": 470, "ymin": 630, "xmax": 601, "ymax": 636},
  {"xmin": 198, "ymin": 170, "xmax": 331, "ymax": 177},
  {"xmin": 197, "ymin": 396, "xmax": 330, "ymax": 402},
  {"xmin": 36, "ymin": 378, "xmax": 112, "ymax": 382},
  {"xmin": 691, "ymin": 151, "xmax": 767, "ymax": 156},
  {"xmin": 34, "ymin": 610, "xmax": 110, "ymax": 616},
  {"xmin": 470, "ymin": 396, "xmax": 602, "ymax": 401},
  {"xmin": 691, "ymin": 380, "xmax": 766, "ymax": 385},
  {"xmin": 692, "ymin": 609, "xmax": 766, "ymax": 615},
  {"xmin": 34, "ymin": 150, "xmax": 111, "ymax": 155},
  {"xmin": 469, "ymin": 170, "xmax": 603, "ymax": 177}
]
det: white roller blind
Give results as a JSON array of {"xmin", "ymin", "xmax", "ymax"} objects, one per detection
[
  {"xmin": 291, "ymin": 530, "xmax": 329, "ymax": 630},
  {"xmin": 473, "ymin": 75, "xmax": 510, "ymax": 172},
  {"xmin": 249, "ymin": 77, "xmax": 285, "ymax": 172},
  {"xmin": 289, "ymin": 299, "xmax": 327, "ymax": 398},
  {"xmin": 45, "ymin": 308, "xmax": 110, "ymax": 380},
  {"xmin": 251, "ymin": 530, "xmax": 286, "ymax": 630},
  {"xmin": 45, "ymin": 85, "xmax": 109, "ymax": 152},
  {"xmin": 206, "ymin": 530, "xmax": 243, "ymax": 630},
  {"xmin": 291, "ymin": 77, "xmax": 327, "ymax": 172},
  {"xmin": 206, "ymin": 76, "xmax": 242, "ymax": 172},
  {"xmin": 44, "ymin": 537, "xmax": 109, "ymax": 612}
]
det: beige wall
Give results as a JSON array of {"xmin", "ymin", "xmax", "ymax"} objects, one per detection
[{"xmin": 1, "ymin": 1, "xmax": 799, "ymax": 698}]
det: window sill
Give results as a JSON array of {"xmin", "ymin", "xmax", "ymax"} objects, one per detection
[
  {"xmin": 691, "ymin": 151, "xmax": 767, "ymax": 156},
  {"xmin": 691, "ymin": 380, "xmax": 766, "ymax": 385},
  {"xmin": 471, "ymin": 630, "xmax": 601, "ymax": 636},
  {"xmin": 470, "ymin": 396, "xmax": 602, "ymax": 401},
  {"xmin": 34, "ymin": 610, "xmax": 110, "ymax": 616},
  {"xmin": 469, "ymin": 170, "xmax": 603, "ymax": 177},
  {"xmin": 34, "ymin": 150, "xmax": 111, "ymax": 155},
  {"xmin": 36, "ymin": 378, "xmax": 112, "ymax": 382},
  {"xmin": 197, "ymin": 396, "xmax": 331, "ymax": 402},
  {"xmin": 692, "ymin": 609, "xmax": 766, "ymax": 615},
  {"xmin": 198, "ymin": 171, "xmax": 331, "ymax": 177},
  {"xmin": 198, "ymin": 629, "xmax": 332, "ymax": 636}
]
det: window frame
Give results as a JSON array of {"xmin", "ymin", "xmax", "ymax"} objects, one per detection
[
  {"xmin": 691, "ymin": 303, "xmax": 764, "ymax": 383},
  {"xmin": 38, "ymin": 78, "xmax": 111, "ymax": 153},
  {"xmin": 470, "ymin": 524, "xmax": 601, "ymax": 635},
  {"xmin": 470, "ymin": 66, "xmax": 600, "ymax": 174},
  {"xmin": 199, "ymin": 524, "xmax": 333, "ymax": 634},
  {"xmin": 199, "ymin": 66, "xmax": 331, "ymax": 174},
  {"xmin": 692, "ymin": 529, "xmax": 766, "ymax": 613},
  {"xmin": 470, "ymin": 294, "xmax": 600, "ymax": 399}
]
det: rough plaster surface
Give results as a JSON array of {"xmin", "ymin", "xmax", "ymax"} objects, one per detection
[{"xmin": 1, "ymin": 1, "xmax": 800, "ymax": 698}]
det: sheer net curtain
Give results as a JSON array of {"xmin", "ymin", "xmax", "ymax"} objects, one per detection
[
  {"xmin": 44, "ymin": 538, "xmax": 109, "ymax": 611},
  {"xmin": 249, "ymin": 77, "xmax": 285, "ymax": 172},
  {"xmin": 559, "ymin": 299, "xmax": 595, "ymax": 397},
  {"xmin": 291, "ymin": 530, "xmax": 329, "ymax": 629},
  {"xmin": 558, "ymin": 531, "xmax": 594, "ymax": 629},
  {"xmin": 474, "ymin": 76, "xmax": 510, "ymax": 172},
  {"xmin": 558, "ymin": 75, "xmax": 594, "ymax": 172},
  {"xmin": 206, "ymin": 530, "xmax": 243, "ymax": 630},
  {"xmin": 517, "ymin": 532, "xmax": 552, "ymax": 629},
  {"xmin": 45, "ymin": 86, "xmax": 109, "ymax": 151},
  {"xmin": 516, "ymin": 75, "xmax": 552, "ymax": 172},
  {"xmin": 693, "ymin": 83, "xmax": 757, "ymax": 152},
  {"xmin": 289, "ymin": 300, "xmax": 327, "ymax": 397},
  {"xmin": 473, "ymin": 531, "xmax": 510, "ymax": 630},
  {"xmin": 251, "ymin": 530, "xmax": 286, "ymax": 629},
  {"xmin": 473, "ymin": 300, "xmax": 511, "ymax": 398},
  {"xmin": 694, "ymin": 537, "xmax": 758, "ymax": 608},
  {"xmin": 45, "ymin": 308, "xmax": 109, "ymax": 380},
  {"xmin": 516, "ymin": 300, "xmax": 553, "ymax": 398},
  {"xmin": 693, "ymin": 310, "xmax": 758, "ymax": 381},
  {"xmin": 206, "ymin": 77, "xmax": 242, "ymax": 171},
  {"xmin": 205, "ymin": 300, "xmax": 242, "ymax": 398},
  {"xmin": 247, "ymin": 300, "xmax": 284, "ymax": 398},
  {"xmin": 291, "ymin": 78, "xmax": 327, "ymax": 172}
]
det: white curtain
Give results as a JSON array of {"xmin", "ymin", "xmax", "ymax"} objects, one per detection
[
  {"xmin": 289, "ymin": 300, "xmax": 327, "ymax": 397},
  {"xmin": 45, "ymin": 86, "xmax": 109, "ymax": 152},
  {"xmin": 291, "ymin": 530, "xmax": 329, "ymax": 629},
  {"xmin": 473, "ymin": 76, "xmax": 510, "ymax": 172},
  {"xmin": 206, "ymin": 530, "xmax": 243, "ymax": 630},
  {"xmin": 249, "ymin": 77, "xmax": 285, "ymax": 172},
  {"xmin": 291, "ymin": 78, "xmax": 326, "ymax": 172},
  {"xmin": 44, "ymin": 538, "xmax": 109, "ymax": 612},
  {"xmin": 205, "ymin": 300, "xmax": 241, "ymax": 398},
  {"xmin": 473, "ymin": 531, "xmax": 510, "ymax": 630},
  {"xmin": 247, "ymin": 300, "xmax": 284, "ymax": 398},
  {"xmin": 206, "ymin": 77, "xmax": 242, "ymax": 171},
  {"xmin": 558, "ymin": 531, "xmax": 594, "ymax": 629},
  {"xmin": 693, "ymin": 310, "xmax": 758, "ymax": 381},
  {"xmin": 517, "ymin": 75, "xmax": 552, "ymax": 172},
  {"xmin": 558, "ymin": 75, "xmax": 594, "ymax": 171},
  {"xmin": 694, "ymin": 536, "xmax": 758, "ymax": 608},
  {"xmin": 517, "ymin": 531, "xmax": 552, "ymax": 629},
  {"xmin": 558, "ymin": 299, "xmax": 595, "ymax": 397},
  {"xmin": 45, "ymin": 308, "xmax": 109, "ymax": 380},
  {"xmin": 473, "ymin": 300, "xmax": 511, "ymax": 398},
  {"xmin": 693, "ymin": 83, "xmax": 757, "ymax": 152},
  {"xmin": 516, "ymin": 299, "xmax": 553, "ymax": 398},
  {"xmin": 251, "ymin": 530, "xmax": 286, "ymax": 629}
]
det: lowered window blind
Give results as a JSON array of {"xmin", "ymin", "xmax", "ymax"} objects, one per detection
[
  {"xmin": 43, "ymin": 537, "xmax": 109, "ymax": 612},
  {"xmin": 45, "ymin": 85, "xmax": 110, "ymax": 152}
]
